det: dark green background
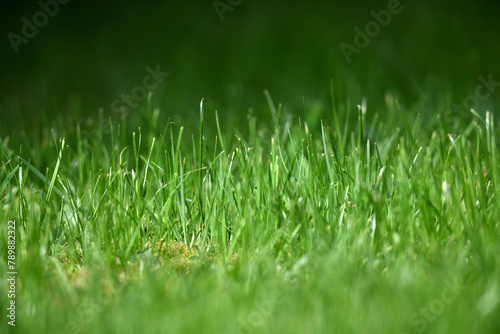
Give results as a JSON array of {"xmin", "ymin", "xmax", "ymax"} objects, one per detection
[{"xmin": 1, "ymin": 0, "xmax": 499, "ymax": 134}]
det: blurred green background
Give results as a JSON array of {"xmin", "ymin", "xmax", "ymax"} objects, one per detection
[{"xmin": 1, "ymin": 0, "xmax": 499, "ymax": 135}]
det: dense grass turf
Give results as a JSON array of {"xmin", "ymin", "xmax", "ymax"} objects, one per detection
[
  {"xmin": 1, "ymin": 85, "xmax": 499, "ymax": 333},
  {"xmin": 1, "ymin": 2, "xmax": 500, "ymax": 332}
]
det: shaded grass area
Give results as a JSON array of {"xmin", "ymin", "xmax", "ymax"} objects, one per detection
[{"xmin": 1, "ymin": 87, "xmax": 500, "ymax": 333}]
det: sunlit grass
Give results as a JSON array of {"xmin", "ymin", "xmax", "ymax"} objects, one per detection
[{"xmin": 1, "ymin": 86, "xmax": 499, "ymax": 333}]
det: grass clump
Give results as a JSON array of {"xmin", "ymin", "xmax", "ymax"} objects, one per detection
[{"xmin": 1, "ymin": 88, "xmax": 499, "ymax": 333}]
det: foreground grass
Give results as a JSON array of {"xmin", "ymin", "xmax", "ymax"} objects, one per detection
[{"xmin": 1, "ymin": 90, "xmax": 500, "ymax": 333}]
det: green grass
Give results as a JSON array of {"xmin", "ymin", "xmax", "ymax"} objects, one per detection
[{"xmin": 1, "ymin": 86, "xmax": 500, "ymax": 334}]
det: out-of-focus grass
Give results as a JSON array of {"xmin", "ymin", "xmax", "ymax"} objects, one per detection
[{"xmin": 1, "ymin": 0, "xmax": 499, "ymax": 133}]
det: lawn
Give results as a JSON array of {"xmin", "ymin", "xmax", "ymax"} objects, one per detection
[{"xmin": 1, "ymin": 1, "xmax": 500, "ymax": 333}]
